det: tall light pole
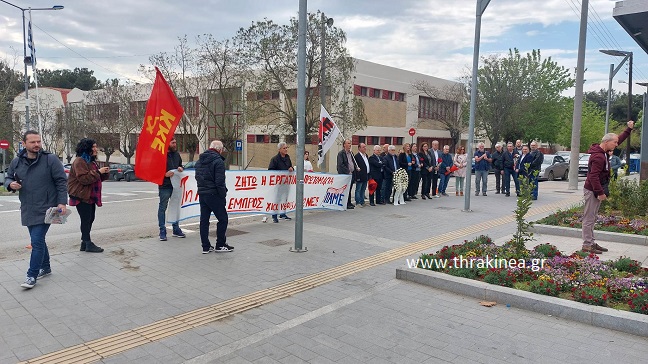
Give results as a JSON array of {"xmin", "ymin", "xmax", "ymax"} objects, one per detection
[
  {"xmin": 567, "ymin": 0, "xmax": 588, "ymax": 190},
  {"xmin": 464, "ymin": 0, "xmax": 491, "ymax": 212},
  {"xmin": 600, "ymin": 49, "xmax": 633, "ymax": 161},
  {"xmin": 292, "ymin": 0, "xmax": 307, "ymax": 253},
  {"xmin": 319, "ymin": 13, "xmax": 333, "ymax": 173},
  {"xmin": 601, "ymin": 50, "xmax": 631, "ymax": 134},
  {"xmin": 0, "ymin": 0, "xmax": 64, "ymax": 132},
  {"xmin": 637, "ymin": 82, "xmax": 647, "ymax": 181}
]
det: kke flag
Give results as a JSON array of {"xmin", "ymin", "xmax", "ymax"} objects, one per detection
[
  {"xmin": 317, "ymin": 105, "xmax": 340, "ymax": 166},
  {"xmin": 135, "ymin": 67, "xmax": 184, "ymax": 185}
]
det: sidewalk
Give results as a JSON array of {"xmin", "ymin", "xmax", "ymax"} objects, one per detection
[{"xmin": 1, "ymin": 178, "xmax": 647, "ymax": 364}]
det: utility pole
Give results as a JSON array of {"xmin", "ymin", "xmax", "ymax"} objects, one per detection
[{"xmin": 568, "ymin": 0, "xmax": 588, "ymax": 190}]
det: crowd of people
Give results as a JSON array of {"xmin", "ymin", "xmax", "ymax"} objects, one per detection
[{"xmin": 330, "ymin": 138, "xmax": 545, "ymax": 209}]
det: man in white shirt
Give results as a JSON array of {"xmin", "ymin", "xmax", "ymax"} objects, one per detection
[{"xmin": 354, "ymin": 143, "xmax": 370, "ymax": 207}]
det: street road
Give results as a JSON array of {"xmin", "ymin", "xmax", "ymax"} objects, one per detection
[{"xmin": 0, "ymin": 175, "xmax": 585, "ymax": 262}]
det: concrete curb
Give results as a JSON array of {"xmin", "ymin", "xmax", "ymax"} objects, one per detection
[
  {"xmin": 531, "ymin": 224, "xmax": 648, "ymax": 246},
  {"xmin": 396, "ymin": 267, "xmax": 648, "ymax": 337}
]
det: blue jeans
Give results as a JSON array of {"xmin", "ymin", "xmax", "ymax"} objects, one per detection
[
  {"xmin": 27, "ymin": 224, "xmax": 51, "ymax": 278},
  {"xmin": 438, "ymin": 173, "xmax": 450, "ymax": 194},
  {"xmin": 530, "ymin": 174, "xmax": 539, "ymax": 199},
  {"xmin": 475, "ymin": 170, "xmax": 488, "ymax": 193},
  {"xmin": 355, "ymin": 180, "xmax": 367, "ymax": 205},
  {"xmin": 158, "ymin": 188, "xmax": 179, "ymax": 231}
]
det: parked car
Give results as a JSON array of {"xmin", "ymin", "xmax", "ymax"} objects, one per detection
[
  {"xmin": 183, "ymin": 161, "xmax": 197, "ymax": 169},
  {"xmin": 122, "ymin": 168, "xmax": 142, "ymax": 182},
  {"xmin": 555, "ymin": 151, "xmax": 571, "ymax": 163},
  {"xmin": 109, "ymin": 164, "xmax": 134, "ymax": 181},
  {"xmin": 538, "ymin": 155, "xmax": 569, "ymax": 181},
  {"xmin": 578, "ymin": 154, "xmax": 590, "ymax": 176},
  {"xmin": 63, "ymin": 163, "xmax": 71, "ymax": 175}
]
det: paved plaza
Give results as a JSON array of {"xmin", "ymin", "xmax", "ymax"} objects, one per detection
[{"xmin": 1, "ymin": 177, "xmax": 647, "ymax": 363}]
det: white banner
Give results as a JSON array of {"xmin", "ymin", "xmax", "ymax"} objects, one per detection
[
  {"xmin": 318, "ymin": 105, "xmax": 340, "ymax": 166},
  {"xmin": 168, "ymin": 170, "xmax": 352, "ymax": 223}
]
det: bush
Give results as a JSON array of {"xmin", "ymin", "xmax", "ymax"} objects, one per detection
[
  {"xmin": 529, "ymin": 278, "xmax": 562, "ymax": 297},
  {"xmin": 532, "ymin": 243, "xmax": 562, "ymax": 258},
  {"xmin": 603, "ymin": 178, "xmax": 648, "ymax": 218},
  {"xmin": 611, "ymin": 257, "xmax": 643, "ymax": 274},
  {"xmin": 628, "ymin": 291, "xmax": 648, "ymax": 314},
  {"xmin": 483, "ymin": 268, "xmax": 516, "ymax": 287},
  {"xmin": 573, "ymin": 286, "xmax": 609, "ymax": 306}
]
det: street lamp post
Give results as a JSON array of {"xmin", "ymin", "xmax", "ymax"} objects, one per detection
[
  {"xmin": 463, "ymin": 0, "xmax": 491, "ymax": 212},
  {"xmin": 637, "ymin": 82, "xmax": 648, "ymax": 181},
  {"xmin": 0, "ymin": 0, "xmax": 63, "ymax": 132},
  {"xmin": 600, "ymin": 49, "xmax": 633, "ymax": 161},
  {"xmin": 319, "ymin": 13, "xmax": 333, "ymax": 173}
]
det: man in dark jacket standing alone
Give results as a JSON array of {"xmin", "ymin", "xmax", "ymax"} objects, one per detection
[
  {"xmin": 158, "ymin": 137, "xmax": 185, "ymax": 241},
  {"xmin": 6, "ymin": 131, "xmax": 68, "ymax": 289},
  {"xmin": 268, "ymin": 142, "xmax": 293, "ymax": 223},
  {"xmin": 582, "ymin": 121, "xmax": 634, "ymax": 254},
  {"xmin": 195, "ymin": 140, "xmax": 233, "ymax": 254}
]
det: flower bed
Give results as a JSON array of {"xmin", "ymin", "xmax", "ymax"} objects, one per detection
[
  {"xmin": 537, "ymin": 206, "xmax": 648, "ymax": 236},
  {"xmin": 417, "ymin": 235, "xmax": 648, "ymax": 314}
]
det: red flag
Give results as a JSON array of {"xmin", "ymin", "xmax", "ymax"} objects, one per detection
[{"xmin": 135, "ymin": 67, "xmax": 184, "ymax": 185}]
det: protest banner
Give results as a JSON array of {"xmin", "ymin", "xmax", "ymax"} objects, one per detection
[{"xmin": 168, "ymin": 170, "xmax": 352, "ymax": 223}]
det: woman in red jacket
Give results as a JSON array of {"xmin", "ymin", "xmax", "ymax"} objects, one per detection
[{"xmin": 67, "ymin": 138, "xmax": 109, "ymax": 253}]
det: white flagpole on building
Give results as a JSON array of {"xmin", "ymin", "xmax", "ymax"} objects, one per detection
[{"xmin": 28, "ymin": 9, "xmax": 43, "ymax": 135}]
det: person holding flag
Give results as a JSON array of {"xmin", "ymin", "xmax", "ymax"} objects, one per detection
[{"xmin": 134, "ymin": 68, "xmax": 186, "ymax": 239}]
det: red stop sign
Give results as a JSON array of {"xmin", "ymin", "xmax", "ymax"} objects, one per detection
[
  {"xmin": 408, "ymin": 128, "xmax": 416, "ymax": 136},
  {"xmin": 0, "ymin": 140, "xmax": 9, "ymax": 150}
]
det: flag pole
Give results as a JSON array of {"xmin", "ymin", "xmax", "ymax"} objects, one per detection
[{"xmin": 28, "ymin": 9, "xmax": 43, "ymax": 135}]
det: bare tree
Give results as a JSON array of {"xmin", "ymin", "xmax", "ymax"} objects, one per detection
[
  {"xmin": 411, "ymin": 81, "xmax": 468, "ymax": 151},
  {"xmin": 233, "ymin": 11, "xmax": 366, "ymax": 139}
]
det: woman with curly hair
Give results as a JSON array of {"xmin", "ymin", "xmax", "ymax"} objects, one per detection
[{"xmin": 67, "ymin": 138, "xmax": 109, "ymax": 253}]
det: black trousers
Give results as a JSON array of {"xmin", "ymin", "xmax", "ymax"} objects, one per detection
[
  {"xmin": 199, "ymin": 193, "xmax": 228, "ymax": 249},
  {"xmin": 76, "ymin": 202, "xmax": 96, "ymax": 242},
  {"xmin": 421, "ymin": 170, "xmax": 431, "ymax": 196},
  {"xmin": 382, "ymin": 176, "xmax": 393, "ymax": 203},
  {"xmin": 431, "ymin": 172, "xmax": 439, "ymax": 196},
  {"xmin": 369, "ymin": 176, "xmax": 383, "ymax": 204},
  {"xmin": 494, "ymin": 168, "xmax": 503, "ymax": 192},
  {"xmin": 347, "ymin": 178, "xmax": 355, "ymax": 207},
  {"xmin": 408, "ymin": 170, "xmax": 420, "ymax": 197}
]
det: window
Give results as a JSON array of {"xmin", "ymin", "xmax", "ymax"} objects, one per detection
[
  {"xmin": 270, "ymin": 135, "xmax": 279, "ymax": 144},
  {"xmin": 271, "ymin": 90, "xmax": 280, "ymax": 99},
  {"xmin": 371, "ymin": 136, "xmax": 380, "ymax": 145},
  {"xmin": 387, "ymin": 91, "xmax": 394, "ymax": 100},
  {"xmin": 418, "ymin": 96, "xmax": 458, "ymax": 120},
  {"xmin": 358, "ymin": 136, "xmax": 366, "ymax": 144},
  {"xmin": 256, "ymin": 92, "xmax": 265, "ymax": 101},
  {"xmin": 285, "ymin": 135, "xmax": 296, "ymax": 144},
  {"xmin": 397, "ymin": 93, "xmax": 405, "ymax": 102},
  {"xmin": 129, "ymin": 101, "xmax": 147, "ymax": 118},
  {"xmin": 372, "ymin": 88, "xmax": 381, "ymax": 98},
  {"xmin": 360, "ymin": 87, "xmax": 368, "ymax": 96},
  {"xmin": 395, "ymin": 137, "xmax": 404, "ymax": 145},
  {"xmin": 179, "ymin": 97, "xmax": 199, "ymax": 118},
  {"xmin": 384, "ymin": 137, "xmax": 392, "ymax": 145},
  {"xmin": 256, "ymin": 135, "xmax": 265, "ymax": 143}
]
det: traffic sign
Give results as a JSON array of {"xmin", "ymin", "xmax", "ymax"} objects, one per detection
[
  {"xmin": 408, "ymin": 128, "xmax": 416, "ymax": 136},
  {"xmin": 235, "ymin": 140, "xmax": 243, "ymax": 151},
  {"xmin": 0, "ymin": 140, "xmax": 9, "ymax": 150}
]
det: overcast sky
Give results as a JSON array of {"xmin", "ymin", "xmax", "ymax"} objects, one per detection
[{"xmin": 1, "ymin": 0, "xmax": 647, "ymax": 95}]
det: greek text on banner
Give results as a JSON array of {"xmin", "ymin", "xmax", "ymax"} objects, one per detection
[{"xmin": 167, "ymin": 170, "xmax": 352, "ymax": 223}]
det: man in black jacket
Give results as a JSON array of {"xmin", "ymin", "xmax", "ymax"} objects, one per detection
[
  {"xmin": 268, "ymin": 142, "xmax": 293, "ymax": 222},
  {"xmin": 381, "ymin": 145, "xmax": 398, "ymax": 204},
  {"xmin": 502, "ymin": 142, "xmax": 517, "ymax": 197},
  {"xmin": 529, "ymin": 141, "xmax": 544, "ymax": 200},
  {"xmin": 158, "ymin": 137, "xmax": 184, "ymax": 241},
  {"xmin": 337, "ymin": 139, "xmax": 359, "ymax": 209},
  {"xmin": 368, "ymin": 145, "xmax": 384, "ymax": 205},
  {"xmin": 491, "ymin": 143, "xmax": 505, "ymax": 194},
  {"xmin": 354, "ymin": 143, "xmax": 370, "ymax": 207},
  {"xmin": 195, "ymin": 140, "xmax": 232, "ymax": 254}
]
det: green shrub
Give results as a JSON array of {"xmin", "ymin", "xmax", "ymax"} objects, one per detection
[
  {"xmin": 610, "ymin": 256, "xmax": 643, "ymax": 274},
  {"xmin": 483, "ymin": 268, "xmax": 516, "ymax": 287},
  {"xmin": 529, "ymin": 278, "xmax": 562, "ymax": 297},
  {"xmin": 532, "ymin": 243, "xmax": 562, "ymax": 258},
  {"xmin": 628, "ymin": 291, "xmax": 648, "ymax": 314},
  {"xmin": 573, "ymin": 286, "xmax": 609, "ymax": 306}
]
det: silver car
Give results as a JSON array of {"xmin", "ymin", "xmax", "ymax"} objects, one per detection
[{"xmin": 538, "ymin": 155, "xmax": 569, "ymax": 181}]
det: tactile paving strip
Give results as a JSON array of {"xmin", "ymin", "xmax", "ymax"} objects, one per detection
[{"xmin": 21, "ymin": 196, "xmax": 581, "ymax": 364}]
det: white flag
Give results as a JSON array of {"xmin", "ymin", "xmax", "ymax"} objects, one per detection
[
  {"xmin": 28, "ymin": 18, "xmax": 36, "ymax": 67},
  {"xmin": 317, "ymin": 105, "xmax": 340, "ymax": 166}
]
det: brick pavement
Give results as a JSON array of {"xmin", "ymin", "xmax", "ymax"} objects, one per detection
[{"xmin": 1, "ymin": 176, "xmax": 646, "ymax": 363}]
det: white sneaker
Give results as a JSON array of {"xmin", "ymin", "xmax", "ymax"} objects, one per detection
[
  {"xmin": 21, "ymin": 277, "xmax": 36, "ymax": 289},
  {"xmin": 215, "ymin": 246, "xmax": 233, "ymax": 253}
]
